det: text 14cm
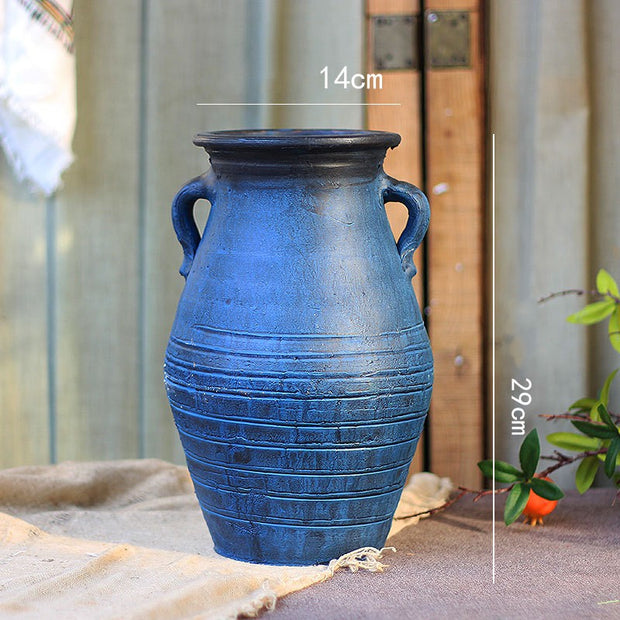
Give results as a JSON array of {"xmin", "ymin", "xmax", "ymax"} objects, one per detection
[{"xmin": 321, "ymin": 66, "xmax": 383, "ymax": 90}]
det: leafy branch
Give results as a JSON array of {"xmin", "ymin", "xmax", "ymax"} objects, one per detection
[
  {"xmin": 395, "ymin": 442, "xmax": 609, "ymax": 523},
  {"xmin": 479, "ymin": 270, "xmax": 620, "ymax": 523},
  {"xmin": 398, "ymin": 269, "xmax": 620, "ymax": 526}
]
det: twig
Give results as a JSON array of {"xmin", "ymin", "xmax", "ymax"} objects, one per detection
[
  {"xmin": 538, "ymin": 449, "xmax": 608, "ymax": 477},
  {"xmin": 394, "ymin": 448, "xmax": 610, "ymax": 521},
  {"xmin": 539, "ymin": 412, "xmax": 590, "ymax": 422},
  {"xmin": 537, "ymin": 289, "xmax": 597, "ymax": 304},
  {"xmin": 393, "ymin": 484, "xmax": 513, "ymax": 521},
  {"xmin": 538, "ymin": 288, "xmax": 620, "ymax": 305},
  {"xmin": 540, "ymin": 411, "xmax": 620, "ymax": 424},
  {"xmin": 392, "ymin": 488, "xmax": 469, "ymax": 521}
]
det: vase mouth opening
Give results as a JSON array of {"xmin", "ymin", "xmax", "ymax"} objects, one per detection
[{"xmin": 193, "ymin": 129, "xmax": 401, "ymax": 152}]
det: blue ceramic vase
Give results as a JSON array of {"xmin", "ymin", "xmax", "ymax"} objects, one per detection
[{"xmin": 164, "ymin": 129, "xmax": 432, "ymax": 565}]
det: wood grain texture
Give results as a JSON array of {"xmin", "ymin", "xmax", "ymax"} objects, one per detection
[
  {"xmin": 271, "ymin": 0, "xmax": 364, "ymax": 128},
  {"xmin": 588, "ymin": 0, "xmax": 620, "ymax": 404},
  {"xmin": 366, "ymin": 0, "xmax": 425, "ymax": 473},
  {"xmin": 0, "ymin": 154, "xmax": 50, "ymax": 467},
  {"xmin": 53, "ymin": 0, "xmax": 142, "ymax": 461},
  {"xmin": 425, "ymin": 0, "xmax": 485, "ymax": 487},
  {"xmin": 142, "ymin": 0, "xmax": 251, "ymax": 461},
  {"xmin": 427, "ymin": 0, "xmax": 478, "ymax": 8},
  {"xmin": 490, "ymin": 0, "xmax": 589, "ymax": 489}
]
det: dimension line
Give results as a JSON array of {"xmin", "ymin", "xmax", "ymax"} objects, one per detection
[
  {"xmin": 492, "ymin": 132, "xmax": 496, "ymax": 584},
  {"xmin": 196, "ymin": 102, "xmax": 401, "ymax": 106}
]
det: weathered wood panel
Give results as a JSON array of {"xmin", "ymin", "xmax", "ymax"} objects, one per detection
[
  {"xmin": 53, "ymin": 0, "xmax": 142, "ymax": 461},
  {"xmin": 271, "ymin": 0, "xmax": 364, "ymax": 128},
  {"xmin": 588, "ymin": 0, "xmax": 620, "ymax": 405},
  {"xmin": 366, "ymin": 0, "xmax": 426, "ymax": 473},
  {"xmin": 142, "ymin": 0, "xmax": 251, "ymax": 461},
  {"xmin": 491, "ymin": 0, "xmax": 590, "ymax": 489},
  {"xmin": 0, "ymin": 154, "xmax": 50, "ymax": 467},
  {"xmin": 426, "ymin": 0, "xmax": 485, "ymax": 487}
]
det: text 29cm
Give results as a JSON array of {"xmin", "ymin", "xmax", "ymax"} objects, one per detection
[
  {"xmin": 321, "ymin": 66, "xmax": 383, "ymax": 90},
  {"xmin": 511, "ymin": 378, "xmax": 532, "ymax": 436}
]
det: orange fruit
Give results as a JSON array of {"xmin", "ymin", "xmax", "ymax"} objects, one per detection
[{"xmin": 522, "ymin": 476, "xmax": 558, "ymax": 526}]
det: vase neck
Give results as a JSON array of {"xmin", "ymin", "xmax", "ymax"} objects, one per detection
[{"xmin": 194, "ymin": 129, "xmax": 400, "ymax": 180}]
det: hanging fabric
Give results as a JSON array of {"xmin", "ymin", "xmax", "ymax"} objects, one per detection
[{"xmin": 0, "ymin": 0, "xmax": 75, "ymax": 195}]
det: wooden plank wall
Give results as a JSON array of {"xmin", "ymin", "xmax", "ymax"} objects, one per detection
[
  {"xmin": 141, "ymin": 0, "xmax": 251, "ymax": 461},
  {"xmin": 366, "ymin": 0, "xmax": 485, "ymax": 486},
  {"xmin": 490, "ymin": 0, "xmax": 589, "ymax": 489},
  {"xmin": 0, "ymin": 156, "xmax": 50, "ymax": 466},
  {"xmin": 366, "ymin": 0, "xmax": 425, "ymax": 473},
  {"xmin": 425, "ymin": 0, "xmax": 485, "ymax": 487},
  {"xmin": 1, "ymin": 0, "xmax": 487, "ymax": 481},
  {"xmin": 0, "ymin": 0, "xmax": 364, "ymax": 468},
  {"xmin": 54, "ymin": 2, "xmax": 143, "ymax": 462}
]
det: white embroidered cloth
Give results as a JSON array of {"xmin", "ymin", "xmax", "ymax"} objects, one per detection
[{"xmin": 0, "ymin": 0, "xmax": 75, "ymax": 195}]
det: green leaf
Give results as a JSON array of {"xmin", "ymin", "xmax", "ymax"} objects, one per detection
[
  {"xmin": 610, "ymin": 307, "xmax": 620, "ymax": 354},
  {"xmin": 477, "ymin": 460, "xmax": 494, "ymax": 478},
  {"xmin": 504, "ymin": 483, "xmax": 530, "ymax": 525},
  {"xmin": 567, "ymin": 300, "xmax": 615, "ymax": 325},
  {"xmin": 547, "ymin": 432, "xmax": 600, "ymax": 452},
  {"xmin": 605, "ymin": 438, "xmax": 620, "ymax": 478},
  {"xmin": 519, "ymin": 429, "xmax": 540, "ymax": 479},
  {"xmin": 572, "ymin": 420, "xmax": 618, "ymax": 439},
  {"xmin": 569, "ymin": 397, "xmax": 598, "ymax": 411},
  {"xmin": 597, "ymin": 451, "xmax": 620, "ymax": 466},
  {"xmin": 529, "ymin": 477, "xmax": 564, "ymax": 501},
  {"xmin": 477, "ymin": 460, "xmax": 523, "ymax": 482},
  {"xmin": 596, "ymin": 268, "xmax": 620, "ymax": 298},
  {"xmin": 597, "ymin": 403, "xmax": 618, "ymax": 432},
  {"xmin": 575, "ymin": 456, "xmax": 599, "ymax": 494},
  {"xmin": 599, "ymin": 368, "xmax": 619, "ymax": 406}
]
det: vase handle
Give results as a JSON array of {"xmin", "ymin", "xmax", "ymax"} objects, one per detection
[
  {"xmin": 171, "ymin": 169, "xmax": 216, "ymax": 279},
  {"xmin": 381, "ymin": 174, "xmax": 430, "ymax": 280}
]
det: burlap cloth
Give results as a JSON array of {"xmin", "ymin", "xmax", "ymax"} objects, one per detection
[{"xmin": 0, "ymin": 459, "xmax": 451, "ymax": 619}]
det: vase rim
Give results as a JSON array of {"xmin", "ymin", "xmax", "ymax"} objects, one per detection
[{"xmin": 193, "ymin": 129, "xmax": 401, "ymax": 151}]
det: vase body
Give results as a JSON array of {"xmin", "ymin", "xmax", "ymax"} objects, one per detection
[{"xmin": 164, "ymin": 129, "xmax": 433, "ymax": 565}]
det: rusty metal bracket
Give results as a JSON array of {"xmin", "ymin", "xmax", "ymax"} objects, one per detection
[
  {"xmin": 372, "ymin": 11, "xmax": 470, "ymax": 71},
  {"xmin": 373, "ymin": 14, "xmax": 419, "ymax": 71},
  {"xmin": 426, "ymin": 10, "xmax": 470, "ymax": 68}
]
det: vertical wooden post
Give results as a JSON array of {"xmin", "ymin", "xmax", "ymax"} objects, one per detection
[
  {"xmin": 366, "ymin": 0, "xmax": 425, "ymax": 473},
  {"xmin": 425, "ymin": 0, "xmax": 485, "ymax": 487}
]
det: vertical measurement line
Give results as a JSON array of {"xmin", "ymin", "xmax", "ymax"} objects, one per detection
[
  {"xmin": 45, "ymin": 195, "xmax": 57, "ymax": 463},
  {"xmin": 137, "ymin": 0, "xmax": 149, "ymax": 459},
  {"xmin": 491, "ymin": 132, "xmax": 496, "ymax": 584},
  {"xmin": 420, "ymin": 0, "xmax": 431, "ymax": 473}
]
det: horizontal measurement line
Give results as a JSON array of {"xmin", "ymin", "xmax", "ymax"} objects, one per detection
[{"xmin": 196, "ymin": 102, "xmax": 401, "ymax": 106}]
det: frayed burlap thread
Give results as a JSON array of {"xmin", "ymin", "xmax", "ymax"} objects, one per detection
[
  {"xmin": 237, "ymin": 547, "xmax": 397, "ymax": 618},
  {"xmin": 326, "ymin": 546, "xmax": 396, "ymax": 575}
]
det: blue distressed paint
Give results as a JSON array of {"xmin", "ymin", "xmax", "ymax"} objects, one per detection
[{"xmin": 164, "ymin": 129, "xmax": 433, "ymax": 565}]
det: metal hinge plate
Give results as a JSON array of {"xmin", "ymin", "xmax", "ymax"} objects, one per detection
[
  {"xmin": 426, "ymin": 10, "xmax": 470, "ymax": 68},
  {"xmin": 373, "ymin": 14, "xmax": 419, "ymax": 71},
  {"xmin": 372, "ymin": 11, "xmax": 470, "ymax": 71}
]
